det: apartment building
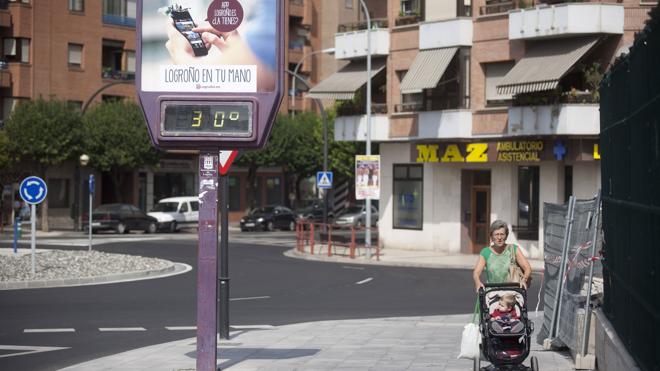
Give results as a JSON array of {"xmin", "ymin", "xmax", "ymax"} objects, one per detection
[
  {"xmin": 310, "ymin": 0, "xmax": 652, "ymax": 257},
  {"xmin": 0, "ymin": 0, "xmax": 354, "ymax": 228}
]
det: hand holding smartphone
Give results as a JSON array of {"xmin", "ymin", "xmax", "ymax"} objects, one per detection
[{"xmin": 169, "ymin": 5, "xmax": 208, "ymax": 57}]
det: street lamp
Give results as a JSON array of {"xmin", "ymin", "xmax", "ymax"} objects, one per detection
[
  {"xmin": 285, "ymin": 69, "xmax": 330, "ymax": 225},
  {"xmin": 358, "ymin": 0, "xmax": 373, "ymax": 259},
  {"xmin": 79, "ymin": 154, "xmax": 92, "ymax": 251},
  {"xmin": 290, "ymin": 47, "xmax": 335, "ymax": 117}
]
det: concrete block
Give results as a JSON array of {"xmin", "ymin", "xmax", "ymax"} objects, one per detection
[{"xmin": 575, "ymin": 353, "xmax": 596, "ymax": 370}]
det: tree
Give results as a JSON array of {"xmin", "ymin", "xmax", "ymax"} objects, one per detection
[
  {"xmin": 82, "ymin": 101, "xmax": 160, "ymax": 203},
  {"xmin": 4, "ymin": 97, "xmax": 84, "ymax": 231}
]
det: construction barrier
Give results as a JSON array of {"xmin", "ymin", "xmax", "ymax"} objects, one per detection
[{"xmin": 296, "ymin": 220, "xmax": 379, "ymax": 260}]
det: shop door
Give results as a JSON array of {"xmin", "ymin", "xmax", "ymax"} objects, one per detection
[{"xmin": 471, "ymin": 186, "xmax": 490, "ymax": 253}]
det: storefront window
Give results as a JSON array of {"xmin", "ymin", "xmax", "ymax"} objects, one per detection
[
  {"xmin": 48, "ymin": 179, "xmax": 69, "ymax": 208},
  {"xmin": 517, "ymin": 166, "xmax": 539, "ymax": 240},
  {"xmin": 393, "ymin": 164, "xmax": 423, "ymax": 230},
  {"xmin": 266, "ymin": 176, "xmax": 282, "ymax": 205},
  {"xmin": 153, "ymin": 173, "xmax": 194, "ymax": 203}
]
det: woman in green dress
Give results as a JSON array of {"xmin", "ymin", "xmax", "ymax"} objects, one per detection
[{"xmin": 473, "ymin": 220, "xmax": 532, "ymax": 292}]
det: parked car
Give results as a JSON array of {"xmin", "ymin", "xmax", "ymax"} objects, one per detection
[
  {"xmin": 83, "ymin": 204, "xmax": 158, "ymax": 234},
  {"xmin": 334, "ymin": 204, "xmax": 379, "ymax": 227},
  {"xmin": 294, "ymin": 201, "xmax": 334, "ymax": 223},
  {"xmin": 148, "ymin": 196, "xmax": 199, "ymax": 232},
  {"xmin": 240, "ymin": 206, "xmax": 297, "ymax": 232}
]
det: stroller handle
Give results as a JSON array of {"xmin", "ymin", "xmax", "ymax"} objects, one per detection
[{"xmin": 483, "ymin": 282, "xmax": 523, "ymax": 288}]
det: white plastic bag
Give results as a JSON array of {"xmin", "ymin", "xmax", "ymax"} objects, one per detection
[{"xmin": 457, "ymin": 322, "xmax": 480, "ymax": 359}]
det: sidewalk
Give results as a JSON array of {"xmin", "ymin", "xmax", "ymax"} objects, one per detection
[{"xmin": 61, "ymin": 313, "xmax": 573, "ymax": 371}]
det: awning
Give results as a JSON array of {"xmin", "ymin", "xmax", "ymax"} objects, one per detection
[
  {"xmin": 307, "ymin": 59, "xmax": 386, "ymax": 100},
  {"xmin": 496, "ymin": 36, "xmax": 599, "ymax": 95},
  {"xmin": 400, "ymin": 47, "xmax": 458, "ymax": 94}
]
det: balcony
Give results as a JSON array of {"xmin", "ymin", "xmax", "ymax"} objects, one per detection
[
  {"xmin": 509, "ymin": 3, "xmax": 623, "ymax": 40},
  {"xmin": 337, "ymin": 102, "xmax": 387, "ymax": 117},
  {"xmin": 508, "ymin": 104, "xmax": 599, "ymax": 136},
  {"xmin": 334, "ymin": 114, "xmax": 389, "ymax": 142},
  {"xmin": 337, "ymin": 18, "xmax": 388, "ymax": 33},
  {"xmin": 335, "ymin": 28, "xmax": 389, "ymax": 60},
  {"xmin": 417, "ymin": 110, "xmax": 473, "ymax": 139},
  {"xmin": 103, "ymin": 13, "xmax": 136, "ymax": 28},
  {"xmin": 419, "ymin": 18, "xmax": 472, "ymax": 50},
  {"xmin": 289, "ymin": 0, "xmax": 304, "ymax": 18},
  {"xmin": 102, "ymin": 69, "xmax": 135, "ymax": 81}
]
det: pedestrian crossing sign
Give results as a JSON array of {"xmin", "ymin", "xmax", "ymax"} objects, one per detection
[{"xmin": 316, "ymin": 171, "xmax": 333, "ymax": 189}]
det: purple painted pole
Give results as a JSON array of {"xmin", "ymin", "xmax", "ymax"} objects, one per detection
[{"xmin": 197, "ymin": 153, "xmax": 219, "ymax": 371}]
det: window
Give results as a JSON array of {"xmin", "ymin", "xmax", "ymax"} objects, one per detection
[
  {"xmin": 344, "ymin": 0, "xmax": 353, "ymax": 8},
  {"xmin": 3, "ymin": 38, "xmax": 29, "ymax": 63},
  {"xmin": 125, "ymin": 50, "xmax": 135, "ymax": 73},
  {"xmin": 517, "ymin": 166, "xmax": 540, "ymax": 240},
  {"xmin": 103, "ymin": 0, "xmax": 136, "ymax": 26},
  {"xmin": 69, "ymin": 0, "xmax": 83, "ymax": 11},
  {"xmin": 190, "ymin": 201, "xmax": 199, "ymax": 211},
  {"xmin": 48, "ymin": 179, "xmax": 70, "ymax": 209},
  {"xmin": 484, "ymin": 61, "xmax": 515, "ymax": 104},
  {"xmin": 266, "ymin": 176, "xmax": 282, "ymax": 205},
  {"xmin": 179, "ymin": 202, "xmax": 188, "ymax": 213},
  {"xmin": 401, "ymin": 0, "xmax": 420, "ymax": 15},
  {"xmin": 393, "ymin": 164, "xmax": 423, "ymax": 230},
  {"xmin": 68, "ymin": 43, "xmax": 83, "ymax": 68}
]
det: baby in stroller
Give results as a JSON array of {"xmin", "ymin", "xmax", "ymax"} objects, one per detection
[{"xmin": 476, "ymin": 283, "xmax": 538, "ymax": 371}]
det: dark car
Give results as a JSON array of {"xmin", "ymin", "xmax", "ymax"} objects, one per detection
[
  {"xmin": 240, "ymin": 206, "xmax": 296, "ymax": 232},
  {"xmin": 83, "ymin": 203, "xmax": 158, "ymax": 234},
  {"xmin": 294, "ymin": 202, "xmax": 334, "ymax": 223}
]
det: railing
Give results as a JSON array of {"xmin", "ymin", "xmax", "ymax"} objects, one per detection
[
  {"xmin": 394, "ymin": 102, "xmax": 423, "ymax": 113},
  {"xmin": 395, "ymin": 13, "xmax": 423, "ymax": 26},
  {"xmin": 480, "ymin": 0, "xmax": 517, "ymax": 15},
  {"xmin": 337, "ymin": 18, "xmax": 388, "ymax": 32},
  {"xmin": 512, "ymin": 90, "xmax": 599, "ymax": 106},
  {"xmin": 336, "ymin": 102, "xmax": 387, "ymax": 116},
  {"xmin": 101, "ymin": 70, "xmax": 135, "ymax": 81},
  {"xmin": 102, "ymin": 13, "xmax": 136, "ymax": 27},
  {"xmin": 296, "ymin": 221, "xmax": 380, "ymax": 260}
]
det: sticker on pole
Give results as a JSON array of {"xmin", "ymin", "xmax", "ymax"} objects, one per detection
[
  {"xmin": 219, "ymin": 150, "xmax": 238, "ymax": 175},
  {"xmin": 20, "ymin": 176, "xmax": 48, "ymax": 205},
  {"xmin": 316, "ymin": 171, "xmax": 333, "ymax": 189}
]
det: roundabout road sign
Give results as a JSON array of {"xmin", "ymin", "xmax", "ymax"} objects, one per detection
[{"xmin": 20, "ymin": 176, "xmax": 48, "ymax": 205}]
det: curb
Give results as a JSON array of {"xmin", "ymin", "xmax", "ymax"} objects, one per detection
[
  {"xmin": 284, "ymin": 249, "xmax": 546, "ymax": 271},
  {"xmin": 0, "ymin": 262, "xmax": 183, "ymax": 290}
]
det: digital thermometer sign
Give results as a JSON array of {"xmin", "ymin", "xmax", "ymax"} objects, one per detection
[{"xmin": 161, "ymin": 102, "xmax": 253, "ymax": 137}]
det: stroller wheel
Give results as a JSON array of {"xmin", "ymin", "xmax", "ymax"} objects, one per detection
[{"xmin": 530, "ymin": 356, "xmax": 539, "ymax": 371}]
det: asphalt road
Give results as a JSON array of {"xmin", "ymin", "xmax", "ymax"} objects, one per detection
[{"xmin": 0, "ymin": 232, "xmax": 542, "ymax": 370}]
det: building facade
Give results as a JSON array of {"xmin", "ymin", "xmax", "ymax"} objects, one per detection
[
  {"xmin": 310, "ymin": 0, "xmax": 652, "ymax": 257},
  {"xmin": 0, "ymin": 0, "xmax": 354, "ymax": 228}
]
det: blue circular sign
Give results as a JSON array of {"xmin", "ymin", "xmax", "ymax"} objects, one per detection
[{"xmin": 19, "ymin": 176, "xmax": 48, "ymax": 205}]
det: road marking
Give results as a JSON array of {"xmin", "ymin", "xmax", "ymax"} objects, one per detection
[
  {"xmin": 342, "ymin": 265, "xmax": 365, "ymax": 270},
  {"xmin": 356, "ymin": 277, "xmax": 373, "ymax": 285},
  {"xmin": 230, "ymin": 296, "xmax": 271, "ymax": 301},
  {"xmin": 165, "ymin": 326, "xmax": 196, "ymax": 331},
  {"xmin": 23, "ymin": 328, "xmax": 75, "ymax": 333},
  {"xmin": 98, "ymin": 327, "xmax": 146, "ymax": 332},
  {"xmin": 0, "ymin": 345, "xmax": 70, "ymax": 359}
]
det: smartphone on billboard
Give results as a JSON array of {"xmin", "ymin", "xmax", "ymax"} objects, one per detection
[{"xmin": 170, "ymin": 7, "xmax": 208, "ymax": 57}]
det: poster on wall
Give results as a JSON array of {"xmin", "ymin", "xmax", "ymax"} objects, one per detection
[
  {"xmin": 355, "ymin": 155, "xmax": 380, "ymax": 200},
  {"xmin": 140, "ymin": 0, "xmax": 276, "ymax": 93}
]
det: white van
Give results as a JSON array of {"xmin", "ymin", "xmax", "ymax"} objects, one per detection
[{"xmin": 148, "ymin": 196, "xmax": 199, "ymax": 232}]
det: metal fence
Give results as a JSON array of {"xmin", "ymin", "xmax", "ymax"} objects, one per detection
[
  {"xmin": 599, "ymin": 5, "xmax": 660, "ymax": 371},
  {"xmin": 537, "ymin": 195, "xmax": 602, "ymax": 358}
]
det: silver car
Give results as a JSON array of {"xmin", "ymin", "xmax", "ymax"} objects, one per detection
[{"xmin": 334, "ymin": 205, "xmax": 379, "ymax": 227}]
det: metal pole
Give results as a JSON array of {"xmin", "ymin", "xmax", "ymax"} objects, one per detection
[
  {"xmin": 548, "ymin": 196, "xmax": 576, "ymax": 340},
  {"xmin": 30, "ymin": 204, "xmax": 36, "ymax": 276},
  {"xmin": 218, "ymin": 173, "xmax": 230, "ymax": 340},
  {"xmin": 73, "ymin": 165, "xmax": 80, "ymax": 231},
  {"xmin": 359, "ymin": 0, "xmax": 372, "ymax": 259},
  {"xmin": 88, "ymin": 179, "xmax": 93, "ymax": 252},
  {"xmin": 197, "ymin": 153, "xmax": 219, "ymax": 371},
  {"xmin": 580, "ymin": 190, "xmax": 602, "ymax": 356},
  {"xmin": 285, "ymin": 69, "xmax": 329, "ymax": 224}
]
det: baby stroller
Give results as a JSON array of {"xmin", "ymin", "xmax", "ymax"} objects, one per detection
[{"xmin": 473, "ymin": 283, "xmax": 539, "ymax": 371}]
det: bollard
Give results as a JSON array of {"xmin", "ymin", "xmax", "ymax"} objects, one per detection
[
  {"xmin": 13, "ymin": 217, "xmax": 20, "ymax": 253},
  {"xmin": 327, "ymin": 224, "xmax": 333, "ymax": 257}
]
